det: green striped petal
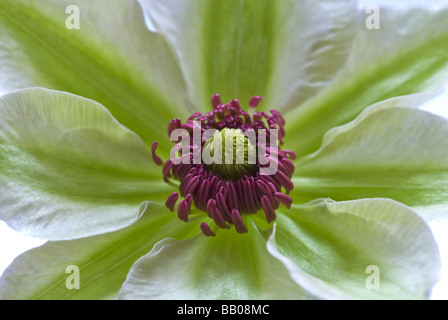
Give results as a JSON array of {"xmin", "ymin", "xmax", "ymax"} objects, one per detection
[
  {"xmin": 293, "ymin": 93, "xmax": 448, "ymax": 222},
  {"xmin": 0, "ymin": 204, "xmax": 196, "ymax": 300},
  {"xmin": 269, "ymin": 199, "xmax": 441, "ymax": 299},
  {"xmin": 0, "ymin": 0, "xmax": 188, "ymax": 152},
  {"xmin": 285, "ymin": 6, "xmax": 448, "ymax": 156},
  {"xmin": 0, "ymin": 88, "xmax": 170, "ymax": 240},
  {"xmin": 140, "ymin": 0, "xmax": 356, "ymax": 112},
  {"xmin": 118, "ymin": 221, "xmax": 314, "ymax": 300}
]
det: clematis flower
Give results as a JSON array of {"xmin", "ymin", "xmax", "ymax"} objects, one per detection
[{"xmin": 0, "ymin": 0, "xmax": 448, "ymax": 300}]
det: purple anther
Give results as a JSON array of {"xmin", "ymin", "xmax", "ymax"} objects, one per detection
[
  {"xmin": 165, "ymin": 192, "xmax": 179, "ymax": 212},
  {"xmin": 244, "ymin": 180, "xmax": 257, "ymax": 214},
  {"xmin": 210, "ymin": 204, "xmax": 229, "ymax": 229},
  {"xmin": 162, "ymin": 160, "xmax": 174, "ymax": 183},
  {"xmin": 167, "ymin": 118, "xmax": 182, "ymax": 137},
  {"xmin": 274, "ymin": 171, "xmax": 294, "ymax": 194},
  {"xmin": 216, "ymin": 193, "xmax": 232, "ymax": 222},
  {"xmin": 281, "ymin": 157, "xmax": 295, "ymax": 176},
  {"xmin": 200, "ymin": 222, "xmax": 216, "ymax": 237},
  {"xmin": 255, "ymin": 179, "xmax": 269, "ymax": 195},
  {"xmin": 188, "ymin": 112, "xmax": 203, "ymax": 121},
  {"xmin": 283, "ymin": 150, "xmax": 297, "ymax": 160},
  {"xmin": 270, "ymin": 109, "xmax": 285, "ymax": 126},
  {"xmin": 151, "ymin": 141, "xmax": 163, "ymax": 166},
  {"xmin": 231, "ymin": 209, "xmax": 248, "ymax": 234},
  {"xmin": 249, "ymin": 96, "xmax": 264, "ymax": 108},
  {"xmin": 207, "ymin": 199, "xmax": 216, "ymax": 217},
  {"xmin": 197, "ymin": 179, "xmax": 210, "ymax": 211},
  {"xmin": 266, "ymin": 182, "xmax": 280, "ymax": 208},
  {"xmin": 177, "ymin": 199, "xmax": 190, "ymax": 222},
  {"xmin": 183, "ymin": 176, "xmax": 200, "ymax": 196},
  {"xmin": 273, "ymin": 192, "xmax": 293, "ymax": 209},
  {"xmin": 230, "ymin": 99, "xmax": 241, "ymax": 110},
  {"xmin": 211, "ymin": 94, "xmax": 221, "ymax": 109},
  {"xmin": 185, "ymin": 194, "xmax": 193, "ymax": 208},
  {"xmin": 182, "ymin": 120, "xmax": 194, "ymax": 132},
  {"xmin": 261, "ymin": 196, "xmax": 276, "ymax": 223}
]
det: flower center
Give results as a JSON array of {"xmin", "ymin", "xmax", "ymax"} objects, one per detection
[
  {"xmin": 151, "ymin": 94, "xmax": 297, "ymax": 237},
  {"xmin": 203, "ymin": 128, "xmax": 258, "ymax": 181}
]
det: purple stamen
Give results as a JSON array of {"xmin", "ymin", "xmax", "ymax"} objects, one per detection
[
  {"xmin": 281, "ymin": 157, "xmax": 295, "ymax": 176},
  {"xmin": 231, "ymin": 209, "xmax": 248, "ymax": 234},
  {"xmin": 162, "ymin": 160, "xmax": 174, "ymax": 183},
  {"xmin": 158, "ymin": 94, "xmax": 295, "ymax": 235},
  {"xmin": 273, "ymin": 192, "xmax": 293, "ymax": 209},
  {"xmin": 200, "ymin": 222, "xmax": 216, "ymax": 237},
  {"xmin": 151, "ymin": 141, "xmax": 163, "ymax": 166},
  {"xmin": 216, "ymin": 192, "xmax": 232, "ymax": 222},
  {"xmin": 165, "ymin": 192, "xmax": 179, "ymax": 212},
  {"xmin": 270, "ymin": 109, "xmax": 285, "ymax": 126},
  {"xmin": 183, "ymin": 175, "xmax": 200, "ymax": 196},
  {"xmin": 283, "ymin": 150, "xmax": 297, "ymax": 160},
  {"xmin": 249, "ymin": 96, "xmax": 264, "ymax": 108},
  {"xmin": 274, "ymin": 171, "xmax": 294, "ymax": 194},
  {"xmin": 210, "ymin": 203, "xmax": 230, "ymax": 229},
  {"xmin": 261, "ymin": 195, "xmax": 277, "ymax": 223},
  {"xmin": 167, "ymin": 118, "xmax": 182, "ymax": 137},
  {"xmin": 265, "ymin": 182, "xmax": 280, "ymax": 208},
  {"xmin": 230, "ymin": 99, "xmax": 241, "ymax": 110},
  {"xmin": 185, "ymin": 194, "xmax": 193, "ymax": 208},
  {"xmin": 211, "ymin": 94, "xmax": 221, "ymax": 109},
  {"xmin": 177, "ymin": 199, "xmax": 190, "ymax": 222}
]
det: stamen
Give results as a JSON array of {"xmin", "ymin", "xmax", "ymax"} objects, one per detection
[
  {"xmin": 185, "ymin": 194, "xmax": 193, "ymax": 207},
  {"xmin": 211, "ymin": 94, "xmax": 221, "ymax": 109},
  {"xmin": 167, "ymin": 118, "xmax": 182, "ymax": 137},
  {"xmin": 270, "ymin": 109, "xmax": 285, "ymax": 126},
  {"xmin": 281, "ymin": 157, "xmax": 295, "ymax": 176},
  {"xmin": 159, "ymin": 94, "xmax": 295, "ymax": 235},
  {"xmin": 231, "ymin": 209, "xmax": 248, "ymax": 234},
  {"xmin": 165, "ymin": 192, "xmax": 179, "ymax": 212},
  {"xmin": 200, "ymin": 222, "xmax": 216, "ymax": 237},
  {"xmin": 162, "ymin": 160, "xmax": 174, "ymax": 183},
  {"xmin": 216, "ymin": 192, "xmax": 232, "ymax": 223},
  {"xmin": 183, "ymin": 176, "xmax": 200, "ymax": 196},
  {"xmin": 230, "ymin": 99, "xmax": 241, "ymax": 110},
  {"xmin": 249, "ymin": 96, "xmax": 264, "ymax": 108},
  {"xmin": 273, "ymin": 192, "xmax": 293, "ymax": 209},
  {"xmin": 266, "ymin": 182, "xmax": 280, "ymax": 209},
  {"xmin": 151, "ymin": 141, "xmax": 163, "ymax": 166},
  {"xmin": 274, "ymin": 171, "xmax": 294, "ymax": 194},
  {"xmin": 261, "ymin": 195, "xmax": 276, "ymax": 223},
  {"xmin": 283, "ymin": 150, "xmax": 297, "ymax": 160},
  {"xmin": 210, "ymin": 203, "xmax": 230, "ymax": 229},
  {"xmin": 177, "ymin": 199, "xmax": 190, "ymax": 222}
]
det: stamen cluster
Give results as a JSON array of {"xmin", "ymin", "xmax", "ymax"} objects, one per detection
[{"xmin": 152, "ymin": 94, "xmax": 296, "ymax": 236}]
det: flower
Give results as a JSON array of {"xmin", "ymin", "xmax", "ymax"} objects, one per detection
[{"xmin": 0, "ymin": 0, "xmax": 448, "ymax": 299}]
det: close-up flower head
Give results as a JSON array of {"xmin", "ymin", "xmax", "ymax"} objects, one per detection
[{"xmin": 0, "ymin": 0, "xmax": 448, "ymax": 302}]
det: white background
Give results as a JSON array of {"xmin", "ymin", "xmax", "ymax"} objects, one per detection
[{"xmin": 1, "ymin": 0, "xmax": 448, "ymax": 299}]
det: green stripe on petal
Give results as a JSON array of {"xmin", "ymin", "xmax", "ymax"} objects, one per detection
[
  {"xmin": 140, "ymin": 0, "xmax": 356, "ymax": 112},
  {"xmin": 118, "ymin": 221, "xmax": 313, "ymax": 300},
  {"xmin": 268, "ymin": 199, "xmax": 441, "ymax": 299},
  {"xmin": 293, "ymin": 93, "xmax": 448, "ymax": 222},
  {"xmin": 286, "ymin": 6, "xmax": 448, "ymax": 156},
  {"xmin": 0, "ymin": 88, "xmax": 171, "ymax": 240},
  {"xmin": 0, "ymin": 204, "xmax": 196, "ymax": 300},
  {"xmin": 0, "ymin": 0, "xmax": 188, "ymax": 151}
]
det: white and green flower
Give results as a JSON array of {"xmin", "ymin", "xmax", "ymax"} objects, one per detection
[{"xmin": 0, "ymin": 0, "xmax": 448, "ymax": 299}]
